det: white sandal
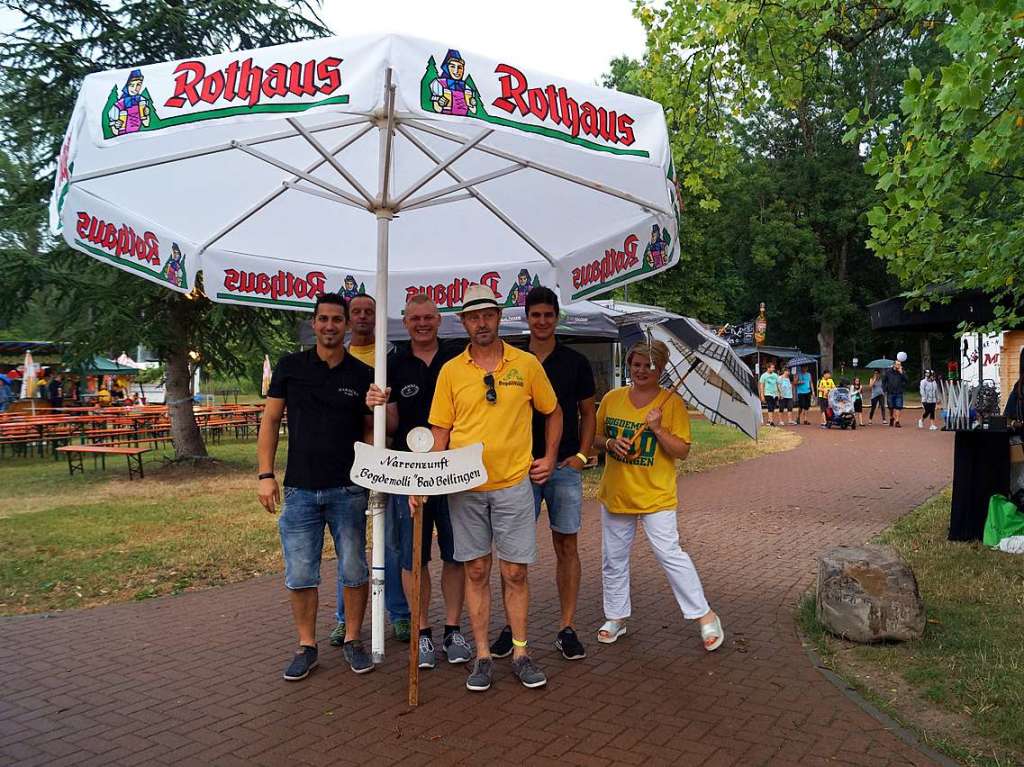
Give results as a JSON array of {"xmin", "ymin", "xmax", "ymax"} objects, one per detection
[
  {"xmin": 700, "ymin": 614, "xmax": 724, "ymax": 652},
  {"xmin": 597, "ymin": 619, "xmax": 627, "ymax": 644}
]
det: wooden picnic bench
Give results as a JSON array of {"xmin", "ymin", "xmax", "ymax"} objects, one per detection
[{"xmin": 56, "ymin": 445, "xmax": 151, "ymax": 480}]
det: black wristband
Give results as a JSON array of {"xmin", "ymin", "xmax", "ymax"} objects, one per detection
[{"xmin": 257, "ymin": 472, "xmax": 275, "ymax": 480}]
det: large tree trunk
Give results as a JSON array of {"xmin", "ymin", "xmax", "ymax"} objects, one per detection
[
  {"xmin": 920, "ymin": 336, "xmax": 932, "ymax": 377},
  {"xmin": 165, "ymin": 300, "xmax": 207, "ymax": 459},
  {"xmin": 818, "ymin": 321, "xmax": 836, "ymax": 372}
]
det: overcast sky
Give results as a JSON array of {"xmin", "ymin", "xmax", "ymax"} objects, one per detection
[
  {"xmin": 0, "ymin": 1, "xmax": 647, "ymax": 85},
  {"xmin": 318, "ymin": 0, "xmax": 647, "ymax": 84}
]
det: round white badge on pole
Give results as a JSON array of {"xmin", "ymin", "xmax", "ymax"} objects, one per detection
[{"xmin": 406, "ymin": 426, "xmax": 433, "ymax": 454}]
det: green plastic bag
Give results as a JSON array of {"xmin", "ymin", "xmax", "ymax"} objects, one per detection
[{"xmin": 983, "ymin": 495, "xmax": 1024, "ymax": 547}]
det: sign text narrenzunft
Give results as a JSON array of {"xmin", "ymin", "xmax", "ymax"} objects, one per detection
[{"xmin": 350, "ymin": 442, "xmax": 487, "ymax": 496}]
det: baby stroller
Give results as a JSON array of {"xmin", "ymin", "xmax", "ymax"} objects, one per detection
[{"xmin": 826, "ymin": 387, "xmax": 857, "ymax": 430}]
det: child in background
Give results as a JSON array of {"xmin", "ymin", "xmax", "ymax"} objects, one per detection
[
  {"xmin": 851, "ymin": 377, "xmax": 865, "ymax": 427},
  {"xmin": 817, "ymin": 370, "xmax": 836, "ymax": 428}
]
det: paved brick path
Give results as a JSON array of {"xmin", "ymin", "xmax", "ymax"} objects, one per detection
[{"xmin": 1, "ymin": 424, "xmax": 953, "ymax": 766}]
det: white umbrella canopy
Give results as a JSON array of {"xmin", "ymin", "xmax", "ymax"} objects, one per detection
[
  {"xmin": 50, "ymin": 34, "xmax": 679, "ymax": 310},
  {"xmin": 50, "ymin": 34, "xmax": 680, "ymax": 662}
]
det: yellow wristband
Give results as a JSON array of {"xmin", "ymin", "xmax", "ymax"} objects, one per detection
[
  {"xmin": 511, "ymin": 638, "xmax": 528, "ymax": 648},
  {"xmin": 574, "ymin": 452, "xmax": 588, "ymax": 464}
]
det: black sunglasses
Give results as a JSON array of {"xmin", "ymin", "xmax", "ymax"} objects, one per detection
[{"xmin": 483, "ymin": 374, "xmax": 497, "ymax": 405}]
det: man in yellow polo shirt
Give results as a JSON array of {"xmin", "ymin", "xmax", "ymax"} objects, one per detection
[{"xmin": 428, "ymin": 283, "xmax": 562, "ymax": 692}]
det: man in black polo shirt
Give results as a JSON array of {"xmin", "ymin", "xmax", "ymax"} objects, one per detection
[
  {"xmin": 490, "ymin": 286, "xmax": 595, "ymax": 662},
  {"xmin": 257, "ymin": 292, "xmax": 375, "ymax": 680},
  {"xmin": 366, "ymin": 293, "xmax": 473, "ymax": 670}
]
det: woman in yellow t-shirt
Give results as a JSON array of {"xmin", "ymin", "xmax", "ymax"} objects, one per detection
[{"xmin": 593, "ymin": 341, "xmax": 724, "ymax": 651}]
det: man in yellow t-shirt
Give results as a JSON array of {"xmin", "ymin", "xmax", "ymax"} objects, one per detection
[
  {"xmin": 428, "ymin": 284, "xmax": 561, "ymax": 692},
  {"xmin": 346, "ymin": 293, "xmax": 377, "ymax": 367}
]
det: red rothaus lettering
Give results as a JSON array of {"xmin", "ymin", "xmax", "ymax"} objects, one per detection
[
  {"xmin": 165, "ymin": 56, "xmax": 343, "ymax": 109},
  {"xmin": 571, "ymin": 234, "xmax": 640, "ymax": 290},
  {"xmin": 222, "ymin": 269, "xmax": 327, "ymax": 302},
  {"xmin": 75, "ymin": 211, "xmax": 160, "ymax": 266},
  {"xmin": 405, "ymin": 272, "xmax": 502, "ymax": 309},
  {"xmin": 492, "ymin": 64, "xmax": 636, "ymax": 147}
]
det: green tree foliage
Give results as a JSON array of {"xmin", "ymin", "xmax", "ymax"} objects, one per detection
[{"xmin": 0, "ymin": 0, "xmax": 329, "ymax": 457}]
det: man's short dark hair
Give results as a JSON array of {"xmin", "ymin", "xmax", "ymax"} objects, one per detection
[
  {"xmin": 348, "ymin": 293, "xmax": 376, "ymax": 307},
  {"xmin": 525, "ymin": 285, "xmax": 559, "ymax": 314},
  {"xmin": 314, "ymin": 292, "xmax": 348, "ymax": 320}
]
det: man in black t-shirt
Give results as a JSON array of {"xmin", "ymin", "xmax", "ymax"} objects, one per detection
[
  {"xmin": 491, "ymin": 287, "xmax": 596, "ymax": 662},
  {"xmin": 257, "ymin": 293, "xmax": 375, "ymax": 681},
  {"xmin": 366, "ymin": 293, "xmax": 473, "ymax": 670}
]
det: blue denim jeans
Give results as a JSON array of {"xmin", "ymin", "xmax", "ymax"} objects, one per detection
[
  {"xmin": 335, "ymin": 494, "xmax": 410, "ymax": 624},
  {"xmin": 532, "ymin": 464, "xmax": 584, "ymax": 534},
  {"xmin": 279, "ymin": 485, "xmax": 368, "ymax": 590}
]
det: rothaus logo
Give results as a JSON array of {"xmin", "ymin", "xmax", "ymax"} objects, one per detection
[
  {"xmin": 75, "ymin": 211, "xmax": 160, "ymax": 266},
  {"xmin": 572, "ymin": 234, "xmax": 640, "ymax": 291},
  {"xmin": 164, "ymin": 56, "xmax": 343, "ymax": 109},
  {"xmin": 492, "ymin": 65, "xmax": 636, "ymax": 146},
  {"xmin": 223, "ymin": 269, "xmax": 327, "ymax": 301}
]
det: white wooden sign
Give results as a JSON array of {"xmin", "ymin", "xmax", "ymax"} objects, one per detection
[{"xmin": 350, "ymin": 441, "xmax": 487, "ymax": 495}]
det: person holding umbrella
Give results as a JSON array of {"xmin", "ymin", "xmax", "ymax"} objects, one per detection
[{"xmin": 593, "ymin": 340, "xmax": 724, "ymax": 652}]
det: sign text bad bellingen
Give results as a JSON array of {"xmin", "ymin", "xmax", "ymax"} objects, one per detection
[{"xmin": 350, "ymin": 442, "xmax": 487, "ymax": 495}]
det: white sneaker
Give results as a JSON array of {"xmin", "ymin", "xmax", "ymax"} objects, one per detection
[
  {"xmin": 917, "ymin": 419, "xmax": 923, "ymax": 429},
  {"xmin": 929, "ymin": 424, "xmax": 938, "ymax": 431}
]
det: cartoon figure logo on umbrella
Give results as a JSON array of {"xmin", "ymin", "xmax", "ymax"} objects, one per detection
[
  {"xmin": 106, "ymin": 69, "xmax": 155, "ymax": 137},
  {"xmin": 160, "ymin": 242, "xmax": 187, "ymax": 289},
  {"xmin": 340, "ymin": 275, "xmax": 365, "ymax": 300},
  {"xmin": 425, "ymin": 49, "xmax": 478, "ymax": 117},
  {"xmin": 508, "ymin": 268, "xmax": 535, "ymax": 307},
  {"xmin": 643, "ymin": 224, "xmax": 670, "ymax": 270}
]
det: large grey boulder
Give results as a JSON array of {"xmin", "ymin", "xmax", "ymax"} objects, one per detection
[{"xmin": 816, "ymin": 545, "xmax": 925, "ymax": 642}]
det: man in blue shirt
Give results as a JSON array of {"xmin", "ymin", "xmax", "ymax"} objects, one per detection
[{"xmin": 795, "ymin": 366, "xmax": 813, "ymax": 425}]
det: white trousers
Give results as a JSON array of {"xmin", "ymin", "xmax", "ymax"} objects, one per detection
[{"xmin": 601, "ymin": 506, "xmax": 710, "ymax": 621}]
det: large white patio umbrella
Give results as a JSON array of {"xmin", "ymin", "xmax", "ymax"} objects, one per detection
[{"xmin": 49, "ymin": 34, "xmax": 681, "ymax": 661}]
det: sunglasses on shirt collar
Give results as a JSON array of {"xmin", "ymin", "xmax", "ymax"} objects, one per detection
[{"xmin": 483, "ymin": 373, "xmax": 497, "ymax": 405}]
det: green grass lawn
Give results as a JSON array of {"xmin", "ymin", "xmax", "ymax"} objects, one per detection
[
  {"xmin": 1, "ymin": 420, "xmax": 800, "ymax": 616},
  {"xmin": 799, "ymin": 489, "xmax": 1024, "ymax": 766}
]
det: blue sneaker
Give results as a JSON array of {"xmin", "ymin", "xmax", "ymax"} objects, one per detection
[
  {"xmin": 283, "ymin": 645, "xmax": 318, "ymax": 681},
  {"xmin": 342, "ymin": 640, "xmax": 375, "ymax": 674}
]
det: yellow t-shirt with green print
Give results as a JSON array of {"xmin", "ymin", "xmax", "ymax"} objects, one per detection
[{"xmin": 597, "ymin": 386, "xmax": 691, "ymax": 515}]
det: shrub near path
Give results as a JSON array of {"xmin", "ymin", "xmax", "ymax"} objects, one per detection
[{"xmin": 2, "ymin": 422, "xmax": 798, "ymax": 615}]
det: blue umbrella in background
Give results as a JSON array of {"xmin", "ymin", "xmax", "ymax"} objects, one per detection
[{"xmin": 866, "ymin": 358, "xmax": 894, "ymax": 369}]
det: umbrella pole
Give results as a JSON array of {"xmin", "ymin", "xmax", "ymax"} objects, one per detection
[
  {"xmin": 407, "ymin": 501, "xmax": 424, "ymax": 706},
  {"xmin": 369, "ymin": 69, "xmax": 396, "ymax": 665}
]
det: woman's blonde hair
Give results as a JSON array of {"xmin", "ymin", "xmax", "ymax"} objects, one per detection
[{"xmin": 626, "ymin": 340, "xmax": 670, "ymax": 371}]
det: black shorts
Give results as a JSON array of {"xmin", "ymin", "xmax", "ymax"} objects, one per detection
[
  {"xmin": 797, "ymin": 393, "xmax": 811, "ymax": 410},
  {"xmin": 923, "ymin": 402, "xmax": 936, "ymax": 418},
  {"xmin": 819, "ymin": 399, "xmax": 830, "ymax": 412},
  {"xmin": 853, "ymin": 400, "xmax": 863, "ymax": 412},
  {"xmin": 779, "ymin": 398, "xmax": 792, "ymax": 411},
  {"xmin": 764, "ymin": 395, "xmax": 777, "ymax": 412}
]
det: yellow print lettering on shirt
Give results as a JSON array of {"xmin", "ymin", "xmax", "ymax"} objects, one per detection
[{"xmin": 605, "ymin": 416, "xmax": 657, "ymax": 467}]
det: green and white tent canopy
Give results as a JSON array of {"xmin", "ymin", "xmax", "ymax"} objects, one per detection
[{"xmin": 50, "ymin": 34, "xmax": 680, "ymax": 310}]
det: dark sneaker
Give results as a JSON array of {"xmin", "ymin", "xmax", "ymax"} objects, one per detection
[
  {"xmin": 342, "ymin": 640, "xmax": 375, "ymax": 674},
  {"xmin": 511, "ymin": 655, "xmax": 547, "ymax": 688},
  {"xmin": 466, "ymin": 657, "xmax": 494, "ymax": 692},
  {"xmin": 489, "ymin": 625, "xmax": 513, "ymax": 658},
  {"xmin": 555, "ymin": 627, "xmax": 587, "ymax": 660},
  {"xmin": 392, "ymin": 618, "xmax": 411, "ymax": 643},
  {"xmin": 283, "ymin": 645, "xmax": 318, "ymax": 681},
  {"xmin": 443, "ymin": 630, "xmax": 473, "ymax": 664},
  {"xmin": 418, "ymin": 635, "xmax": 436, "ymax": 669},
  {"xmin": 328, "ymin": 621, "xmax": 346, "ymax": 647}
]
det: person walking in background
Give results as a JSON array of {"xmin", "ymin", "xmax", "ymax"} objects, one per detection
[
  {"xmin": 868, "ymin": 370, "xmax": 886, "ymax": 425},
  {"xmin": 0, "ymin": 377, "xmax": 11, "ymax": 413},
  {"xmin": 817, "ymin": 370, "xmax": 836, "ymax": 428},
  {"xmin": 919, "ymin": 370, "xmax": 940, "ymax": 430},
  {"xmin": 593, "ymin": 340, "xmax": 724, "ymax": 652},
  {"xmin": 778, "ymin": 368, "xmax": 795, "ymax": 425},
  {"xmin": 883, "ymin": 361, "xmax": 909, "ymax": 428},
  {"xmin": 795, "ymin": 366, "xmax": 812, "ymax": 425},
  {"xmin": 851, "ymin": 377, "xmax": 865, "ymax": 427},
  {"xmin": 758, "ymin": 361, "xmax": 780, "ymax": 427}
]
